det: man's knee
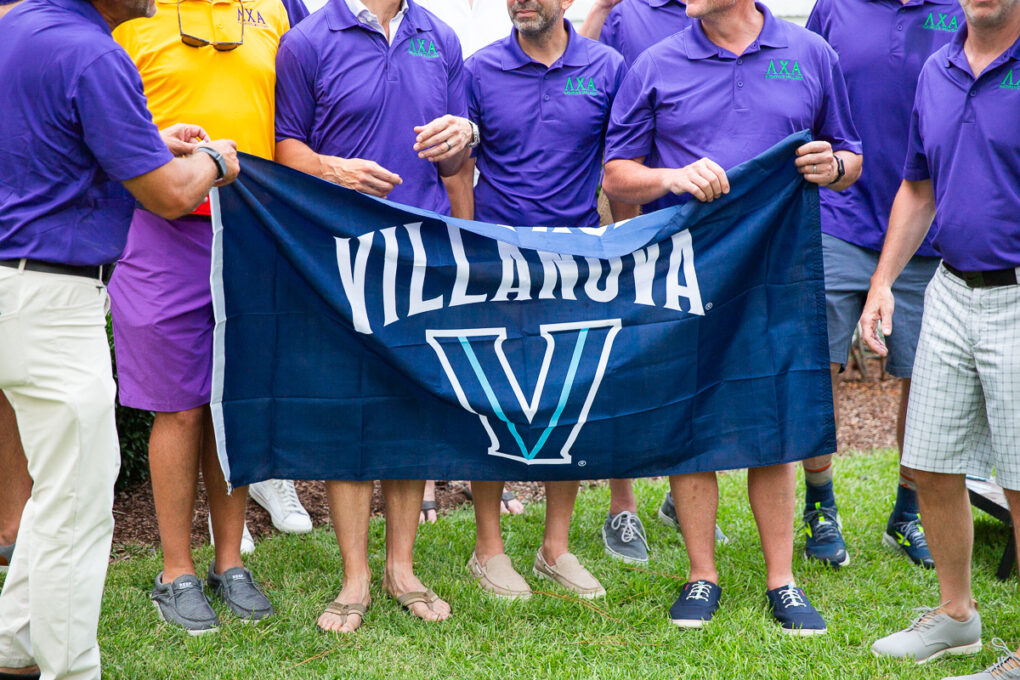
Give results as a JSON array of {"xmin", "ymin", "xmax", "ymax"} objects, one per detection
[{"xmin": 152, "ymin": 406, "xmax": 206, "ymax": 433}]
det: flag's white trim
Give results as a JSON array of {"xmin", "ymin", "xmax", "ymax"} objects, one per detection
[{"xmin": 209, "ymin": 187, "xmax": 232, "ymax": 491}]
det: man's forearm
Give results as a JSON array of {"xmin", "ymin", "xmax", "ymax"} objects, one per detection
[
  {"xmin": 871, "ymin": 179, "xmax": 936, "ymax": 288},
  {"xmin": 437, "ymin": 146, "xmax": 470, "ymax": 178},
  {"xmin": 443, "ymin": 159, "xmax": 475, "ymax": 220},
  {"xmin": 578, "ymin": 0, "xmax": 614, "ymax": 40},
  {"xmin": 603, "ymin": 159, "xmax": 668, "ymax": 205},
  {"xmin": 275, "ymin": 138, "xmax": 327, "ymax": 179}
]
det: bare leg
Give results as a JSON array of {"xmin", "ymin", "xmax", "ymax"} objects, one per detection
[
  {"xmin": 472, "ymin": 480, "xmax": 505, "ymax": 563},
  {"xmin": 913, "ymin": 469, "xmax": 975, "ymax": 621},
  {"xmin": 748, "ymin": 463, "xmax": 797, "ymax": 589},
  {"xmin": 669, "ymin": 472, "xmax": 718, "ymax": 584},
  {"xmin": 608, "ymin": 479, "xmax": 637, "ymax": 515},
  {"xmin": 382, "ymin": 479, "xmax": 451, "ymax": 622},
  {"xmin": 199, "ymin": 407, "xmax": 246, "ymax": 574},
  {"xmin": 0, "ymin": 393, "xmax": 30, "ymax": 546},
  {"xmin": 149, "ymin": 408, "xmax": 204, "ymax": 582},
  {"xmin": 318, "ymin": 480, "xmax": 373, "ymax": 633},
  {"xmin": 419, "ymin": 480, "xmax": 437, "ymax": 524},
  {"xmin": 1005, "ymin": 488, "xmax": 1020, "ymax": 658},
  {"xmin": 896, "ymin": 380, "xmax": 918, "ymax": 490},
  {"xmin": 540, "ymin": 481, "xmax": 580, "ymax": 563},
  {"xmin": 800, "ymin": 363, "xmax": 842, "ymax": 485}
]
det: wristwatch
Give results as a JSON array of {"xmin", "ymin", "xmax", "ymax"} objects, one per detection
[
  {"xmin": 196, "ymin": 145, "xmax": 227, "ymax": 181},
  {"xmin": 827, "ymin": 154, "xmax": 845, "ymax": 185},
  {"xmin": 468, "ymin": 120, "xmax": 480, "ymax": 148}
]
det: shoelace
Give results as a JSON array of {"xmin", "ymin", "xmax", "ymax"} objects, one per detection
[
  {"xmin": 777, "ymin": 585, "xmax": 807, "ymax": 609},
  {"xmin": 610, "ymin": 511, "xmax": 648, "ymax": 548},
  {"xmin": 802, "ymin": 504, "xmax": 841, "ymax": 541},
  {"xmin": 686, "ymin": 581, "xmax": 714, "ymax": 602},
  {"xmin": 270, "ymin": 479, "xmax": 306, "ymax": 517},
  {"xmin": 896, "ymin": 517, "xmax": 929, "ymax": 550},
  {"xmin": 905, "ymin": 602, "xmax": 950, "ymax": 632},
  {"xmin": 986, "ymin": 638, "xmax": 1020, "ymax": 678}
]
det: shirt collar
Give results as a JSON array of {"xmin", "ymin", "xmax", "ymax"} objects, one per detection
[
  {"xmin": 863, "ymin": 0, "xmax": 955, "ymax": 5},
  {"xmin": 686, "ymin": 2, "xmax": 786, "ymax": 60},
  {"xmin": 500, "ymin": 19, "xmax": 590, "ymax": 70},
  {"xmin": 647, "ymin": 0, "xmax": 686, "ymax": 8},
  {"xmin": 946, "ymin": 25, "xmax": 1020, "ymax": 73},
  {"xmin": 327, "ymin": 0, "xmax": 423, "ymax": 32},
  {"xmin": 44, "ymin": 0, "xmax": 112, "ymax": 34}
]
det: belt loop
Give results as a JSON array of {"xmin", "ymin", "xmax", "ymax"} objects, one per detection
[
  {"xmin": 98, "ymin": 264, "xmax": 105, "ymax": 282},
  {"xmin": 17, "ymin": 258, "xmax": 26, "ymax": 273}
]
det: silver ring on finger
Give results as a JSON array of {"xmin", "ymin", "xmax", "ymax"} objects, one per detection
[
  {"xmin": 812, "ymin": 164, "xmax": 817, "ymax": 173},
  {"xmin": 445, "ymin": 140, "xmax": 453, "ymax": 152}
]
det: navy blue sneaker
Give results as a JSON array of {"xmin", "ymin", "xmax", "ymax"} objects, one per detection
[
  {"xmin": 883, "ymin": 513, "xmax": 934, "ymax": 568},
  {"xmin": 669, "ymin": 580, "xmax": 721, "ymax": 628},
  {"xmin": 802, "ymin": 501, "xmax": 849, "ymax": 567},
  {"xmin": 766, "ymin": 583, "xmax": 826, "ymax": 636}
]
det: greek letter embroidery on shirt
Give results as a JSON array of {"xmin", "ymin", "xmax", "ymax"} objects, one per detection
[
  {"xmin": 1001, "ymin": 69, "xmax": 1020, "ymax": 90},
  {"xmin": 765, "ymin": 59, "xmax": 804, "ymax": 80},
  {"xmin": 563, "ymin": 76, "xmax": 599, "ymax": 96},
  {"xmin": 409, "ymin": 38, "xmax": 440, "ymax": 58},
  {"xmin": 237, "ymin": 7, "xmax": 267, "ymax": 26},
  {"xmin": 922, "ymin": 12, "xmax": 959, "ymax": 32}
]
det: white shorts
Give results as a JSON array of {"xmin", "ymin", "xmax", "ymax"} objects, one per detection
[{"xmin": 902, "ymin": 265, "xmax": 1020, "ymax": 488}]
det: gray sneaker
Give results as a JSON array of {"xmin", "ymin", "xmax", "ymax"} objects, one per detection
[
  {"xmin": 150, "ymin": 572, "xmax": 219, "ymax": 635},
  {"xmin": 602, "ymin": 511, "xmax": 650, "ymax": 564},
  {"xmin": 0, "ymin": 542, "xmax": 13, "ymax": 574},
  {"xmin": 944, "ymin": 638, "xmax": 1020, "ymax": 679},
  {"xmin": 872, "ymin": 605, "xmax": 982, "ymax": 663},
  {"xmin": 207, "ymin": 564, "xmax": 274, "ymax": 622},
  {"xmin": 658, "ymin": 492, "xmax": 730, "ymax": 545}
]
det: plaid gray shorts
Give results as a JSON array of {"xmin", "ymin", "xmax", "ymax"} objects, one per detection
[{"xmin": 902, "ymin": 265, "xmax": 1020, "ymax": 489}]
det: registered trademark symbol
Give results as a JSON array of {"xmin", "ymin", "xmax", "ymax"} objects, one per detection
[
  {"xmin": 705, "ymin": 302, "xmax": 714, "ymax": 310},
  {"xmin": 577, "ymin": 460, "xmax": 587, "ymax": 467}
]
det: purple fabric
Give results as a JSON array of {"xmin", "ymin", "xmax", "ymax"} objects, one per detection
[
  {"xmin": 279, "ymin": 0, "xmax": 309, "ymax": 26},
  {"xmin": 904, "ymin": 30, "xmax": 1020, "ymax": 270},
  {"xmin": 599, "ymin": 0, "xmax": 693, "ymax": 66},
  {"xmin": 605, "ymin": 3, "xmax": 861, "ymax": 215},
  {"xmin": 807, "ymin": 0, "xmax": 962, "ymax": 257},
  {"xmin": 467, "ymin": 23, "xmax": 627, "ymax": 228},
  {"xmin": 274, "ymin": 0, "xmax": 467, "ymax": 215},
  {"xmin": 0, "ymin": 0, "xmax": 172, "ymax": 266},
  {"xmin": 109, "ymin": 211, "xmax": 214, "ymax": 412}
]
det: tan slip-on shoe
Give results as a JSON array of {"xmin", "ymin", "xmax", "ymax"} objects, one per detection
[
  {"xmin": 467, "ymin": 552, "xmax": 532, "ymax": 600},
  {"xmin": 533, "ymin": 550, "xmax": 606, "ymax": 599}
]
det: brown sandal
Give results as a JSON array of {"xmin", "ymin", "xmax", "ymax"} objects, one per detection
[{"xmin": 316, "ymin": 600, "xmax": 368, "ymax": 633}]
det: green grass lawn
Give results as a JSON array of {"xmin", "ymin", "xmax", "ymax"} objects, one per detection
[{"xmin": 11, "ymin": 449, "xmax": 1020, "ymax": 679}]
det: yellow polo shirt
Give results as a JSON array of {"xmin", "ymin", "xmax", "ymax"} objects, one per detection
[{"xmin": 114, "ymin": 0, "xmax": 289, "ymax": 160}]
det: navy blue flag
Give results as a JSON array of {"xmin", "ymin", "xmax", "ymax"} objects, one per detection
[{"xmin": 211, "ymin": 131, "xmax": 835, "ymax": 487}]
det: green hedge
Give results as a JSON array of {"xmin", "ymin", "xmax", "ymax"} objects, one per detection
[{"xmin": 107, "ymin": 318, "xmax": 153, "ymax": 490}]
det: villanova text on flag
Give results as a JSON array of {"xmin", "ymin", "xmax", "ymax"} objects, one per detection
[{"xmin": 210, "ymin": 131, "xmax": 836, "ymax": 486}]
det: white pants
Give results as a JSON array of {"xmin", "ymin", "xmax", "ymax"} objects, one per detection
[{"xmin": 0, "ymin": 266, "xmax": 120, "ymax": 680}]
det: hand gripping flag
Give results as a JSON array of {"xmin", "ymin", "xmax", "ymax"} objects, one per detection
[{"xmin": 211, "ymin": 131, "xmax": 835, "ymax": 485}]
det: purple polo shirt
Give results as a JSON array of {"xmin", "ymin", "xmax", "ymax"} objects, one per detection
[
  {"xmin": 807, "ymin": 0, "xmax": 962, "ymax": 257},
  {"xmin": 599, "ymin": 0, "xmax": 693, "ymax": 67},
  {"xmin": 275, "ymin": 0, "xmax": 467, "ymax": 215},
  {"xmin": 605, "ymin": 3, "xmax": 861, "ymax": 215},
  {"xmin": 280, "ymin": 0, "xmax": 309, "ymax": 27},
  {"xmin": 903, "ymin": 29, "xmax": 1020, "ymax": 271},
  {"xmin": 467, "ymin": 23, "xmax": 627, "ymax": 228},
  {"xmin": 0, "ymin": 0, "xmax": 173, "ymax": 266}
]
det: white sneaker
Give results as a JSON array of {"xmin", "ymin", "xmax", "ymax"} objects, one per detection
[
  {"xmin": 249, "ymin": 479, "xmax": 313, "ymax": 534},
  {"xmin": 208, "ymin": 515, "xmax": 255, "ymax": 555}
]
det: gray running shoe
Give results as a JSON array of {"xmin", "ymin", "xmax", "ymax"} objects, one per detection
[
  {"xmin": 150, "ymin": 572, "xmax": 219, "ymax": 636},
  {"xmin": 872, "ymin": 605, "xmax": 982, "ymax": 663},
  {"xmin": 207, "ymin": 564, "xmax": 274, "ymax": 622},
  {"xmin": 658, "ymin": 492, "xmax": 730, "ymax": 545},
  {"xmin": 602, "ymin": 511, "xmax": 650, "ymax": 564},
  {"xmin": 944, "ymin": 638, "xmax": 1020, "ymax": 679}
]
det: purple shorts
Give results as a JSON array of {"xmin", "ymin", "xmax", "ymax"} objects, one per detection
[{"xmin": 109, "ymin": 209, "xmax": 213, "ymax": 412}]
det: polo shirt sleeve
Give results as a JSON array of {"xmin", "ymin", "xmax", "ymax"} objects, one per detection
[
  {"xmin": 813, "ymin": 49, "xmax": 862, "ymax": 155},
  {"xmin": 604, "ymin": 56, "xmax": 657, "ymax": 163},
  {"xmin": 74, "ymin": 50, "xmax": 173, "ymax": 182},
  {"xmin": 902, "ymin": 100, "xmax": 930, "ymax": 181},
  {"xmin": 275, "ymin": 31, "xmax": 317, "ymax": 143},
  {"xmin": 445, "ymin": 32, "xmax": 469, "ymax": 119},
  {"xmin": 279, "ymin": 0, "xmax": 307, "ymax": 28},
  {"xmin": 804, "ymin": 0, "xmax": 826, "ymax": 37}
]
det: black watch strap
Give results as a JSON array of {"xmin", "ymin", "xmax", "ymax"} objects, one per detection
[
  {"xmin": 827, "ymin": 154, "xmax": 845, "ymax": 185},
  {"xmin": 196, "ymin": 146, "xmax": 227, "ymax": 181}
]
